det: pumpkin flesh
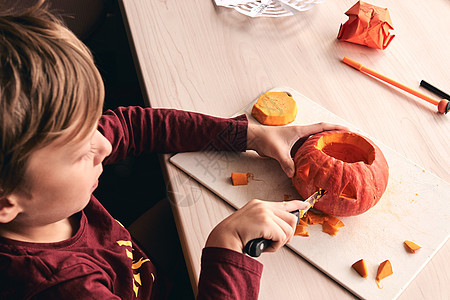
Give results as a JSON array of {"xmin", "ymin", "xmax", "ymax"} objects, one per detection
[
  {"xmin": 376, "ymin": 260, "xmax": 393, "ymax": 282},
  {"xmin": 251, "ymin": 91, "xmax": 297, "ymax": 125},
  {"xmin": 352, "ymin": 259, "xmax": 369, "ymax": 278},
  {"xmin": 231, "ymin": 172, "xmax": 249, "ymax": 185}
]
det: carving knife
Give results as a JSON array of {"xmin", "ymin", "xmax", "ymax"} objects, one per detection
[{"xmin": 244, "ymin": 189, "xmax": 327, "ymax": 257}]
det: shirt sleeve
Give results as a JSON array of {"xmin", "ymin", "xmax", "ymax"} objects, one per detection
[
  {"xmin": 98, "ymin": 106, "xmax": 248, "ymax": 164},
  {"xmin": 197, "ymin": 247, "xmax": 263, "ymax": 300}
]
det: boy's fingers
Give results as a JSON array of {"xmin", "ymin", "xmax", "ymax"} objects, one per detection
[
  {"xmin": 301, "ymin": 122, "xmax": 348, "ymax": 137},
  {"xmin": 265, "ymin": 212, "xmax": 297, "ymax": 252},
  {"xmin": 278, "ymin": 155, "xmax": 295, "ymax": 178},
  {"xmin": 264, "ymin": 226, "xmax": 290, "ymax": 253},
  {"xmin": 276, "ymin": 200, "xmax": 310, "ymax": 212}
]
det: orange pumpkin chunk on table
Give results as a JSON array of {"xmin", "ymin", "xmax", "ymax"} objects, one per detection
[
  {"xmin": 404, "ymin": 240, "xmax": 421, "ymax": 253},
  {"xmin": 251, "ymin": 91, "xmax": 297, "ymax": 125},
  {"xmin": 321, "ymin": 221, "xmax": 341, "ymax": 236},
  {"xmin": 305, "ymin": 210, "xmax": 326, "ymax": 225},
  {"xmin": 351, "ymin": 259, "xmax": 369, "ymax": 278},
  {"xmin": 299, "ymin": 211, "xmax": 345, "ymax": 236},
  {"xmin": 231, "ymin": 172, "xmax": 250, "ymax": 185},
  {"xmin": 324, "ymin": 215, "xmax": 345, "ymax": 228},
  {"xmin": 294, "ymin": 219, "xmax": 309, "ymax": 237},
  {"xmin": 376, "ymin": 260, "xmax": 393, "ymax": 285}
]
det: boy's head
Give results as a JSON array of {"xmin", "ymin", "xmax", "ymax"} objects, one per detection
[{"xmin": 0, "ymin": 1, "xmax": 104, "ymax": 198}]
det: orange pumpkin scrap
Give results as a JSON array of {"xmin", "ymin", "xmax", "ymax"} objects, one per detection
[
  {"xmin": 292, "ymin": 130, "xmax": 389, "ymax": 216},
  {"xmin": 321, "ymin": 222, "xmax": 341, "ymax": 236},
  {"xmin": 251, "ymin": 91, "xmax": 297, "ymax": 125},
  {"xmin": 352, "ymin": 259, "xmax": 369, "ymax": 278},
  {"xmin": 305, "ymin": 210, "xmax": 326, "ymax": 225},
  {"xmin": 376, "ymin": 260, "xmax": 393, "ymax": 283},
  {"xmin": 322, "ymin": 215, "xmax": 345, "ymax": 236},
  {"xmin": 231, "ymin": 172, "xmax": 249, "ymax": 185},
  {"xmin": 301, "ymin": 211, "xmax": 345, "ymax": 236},
  {"xmin": 404, "ymin": 240, "xmax": 421, "ymax": 253},
  {"xmin": 298, "ymin": 218, "xmax": 309, "ymax": 227},
  {"xmin": 294, "ymin": 219, "xmax": 309, "ymax": 237},
  {"xmin": 324, "ymin": 215, "xmax": 345, "ymax": 228}
]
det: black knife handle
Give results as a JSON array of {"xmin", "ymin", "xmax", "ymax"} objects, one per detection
[
  {"xmin": 244, "ymin": 237, "xmax": 271, "ymax": 257},
  {"xmin": 244, "ymin": 210, "xmax": 300, "ymax": 257}
]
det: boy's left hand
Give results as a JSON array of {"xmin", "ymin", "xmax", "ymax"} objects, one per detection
[{"xmin": 247, "ymin": 122, "xmax": 348, "ymax": 178}]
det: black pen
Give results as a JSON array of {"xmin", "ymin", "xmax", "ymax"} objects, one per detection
[{"xmin": 420, "ymin": 80, "xmax": 450, "ymax": 101}]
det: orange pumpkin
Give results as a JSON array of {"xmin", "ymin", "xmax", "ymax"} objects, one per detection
[{"xmin": 292, "ymin": 130, "xmax": 389, "ymax": 216}]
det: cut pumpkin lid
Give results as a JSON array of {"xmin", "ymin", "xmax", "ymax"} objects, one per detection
[{"xmin": 251, "ymin": 91, "xmax": 297, "ymax": 126}]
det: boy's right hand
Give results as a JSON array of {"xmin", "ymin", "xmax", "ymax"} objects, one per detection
[{"xmin": 205, "ymin": 199, "xmax": 310, "ymax": 255}]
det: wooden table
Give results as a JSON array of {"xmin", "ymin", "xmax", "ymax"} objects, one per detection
[{"xmin": 119, "ymin": 0, "xmax": 450, "ymax": 298}]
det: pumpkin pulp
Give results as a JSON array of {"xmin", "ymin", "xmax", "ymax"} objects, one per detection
[{"xmin": 315, "ymin": 132, "xmax": 375, "ymax": 165}]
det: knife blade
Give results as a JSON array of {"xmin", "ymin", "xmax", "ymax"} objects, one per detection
[
  {"xmin": 244, "ymin": 189, "xmax": 327, "ymax": 257},
  {"xmin": 299, "ymin": 188, "xmax": 327, "ymax": 218}
]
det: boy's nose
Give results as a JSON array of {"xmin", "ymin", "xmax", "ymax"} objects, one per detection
[{"xmin": 94, "ymin": 131, "xmax": 112, "ymax": 165}]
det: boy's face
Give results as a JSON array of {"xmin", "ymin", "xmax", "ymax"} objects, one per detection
[{"xmin": 10, "ymin": 126, "xmax": 112, "ymax": 227}]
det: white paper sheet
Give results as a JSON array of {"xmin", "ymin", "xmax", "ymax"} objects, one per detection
[{"xmin": 214, "ymin": 0, "xmax": 323, "ymax": 17}]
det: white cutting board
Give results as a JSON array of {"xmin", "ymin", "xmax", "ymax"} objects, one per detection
[{"xmin": 169, "ymin": 87, "xmax": 450, "ymax": 300}]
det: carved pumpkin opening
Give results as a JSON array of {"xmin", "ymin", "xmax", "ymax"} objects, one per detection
[
  {"xmin": 297, "ymin": 163, "xmax": 310, "ymax": 181},
  {"xmin": 339, "ymin": 181, "xmax": 358, "ymax": 201},
  {"xmin": 315, "ymin": 132, "xmax": 375, "ymax": 165}
]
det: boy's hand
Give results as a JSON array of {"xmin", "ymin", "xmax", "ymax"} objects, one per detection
[
  {"xmin": 205, "ymin": 200, "xmax": 310, "ymax": 254},
  {"xmin": 247, "ymin": 122, "xmax": 348, "ymax": 178}
]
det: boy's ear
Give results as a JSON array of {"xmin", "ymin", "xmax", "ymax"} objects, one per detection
[{"xmin": 0, "ymin": 196, "xmax": 21, "ymax": 223}]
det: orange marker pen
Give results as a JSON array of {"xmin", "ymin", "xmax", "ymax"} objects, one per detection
[{"xmin": 343, "ymin": 57, "xmax": 449, "ymax": 114}]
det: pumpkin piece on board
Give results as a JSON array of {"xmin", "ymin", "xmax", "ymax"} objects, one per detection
[
  {"xmin": 351, "ymin": 259, "xmax": 369, "ymax": 278},
  {"xmin": 322, "ymin": 215, "xmax": 345, "ymax": 236},
  {"xmin": 251, "ymin": 91, "xmax": 297, "ymax": 125},
  {"xmin": 305, "ymin": 211, "xmax": 327, "ymax": 225},
  {"xmin": 231, "ymin": 172, "xmax": 250, "ymax": 185},
  {"xmin": 294, "ymin": 220, "xmax": 309, "ymax": 237},
  {"xmin": 298, "ymin": 218, "xmax": 309, "ymax": 227},
  {"xmin": 324, "ymin": 215, "xmax": 345, "ymax": 228},
  {"xmin": 322, "ymin": 222, "xmax": 341, "ymax": 236},
  {"xmin": 376, "ymin": 260, "xmax": 393, "ymax": 286},
  {"xmin": 404, "ymin": 240, "xmax": 421, "ymax": 253}
]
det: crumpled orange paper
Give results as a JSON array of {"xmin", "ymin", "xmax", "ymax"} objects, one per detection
[{"xmin": 337, "ymin": 1, "xmax": 395, "ymax": 50}]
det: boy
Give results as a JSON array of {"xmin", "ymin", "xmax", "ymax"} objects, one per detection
[{"xmin": 0, "ymin": 2, "xmax": 345, "ymax": 299}]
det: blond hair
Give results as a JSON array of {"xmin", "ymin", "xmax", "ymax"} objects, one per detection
[{"xmin": 0, "ymin": 1, "xmax": 104, "ymax": 196}]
